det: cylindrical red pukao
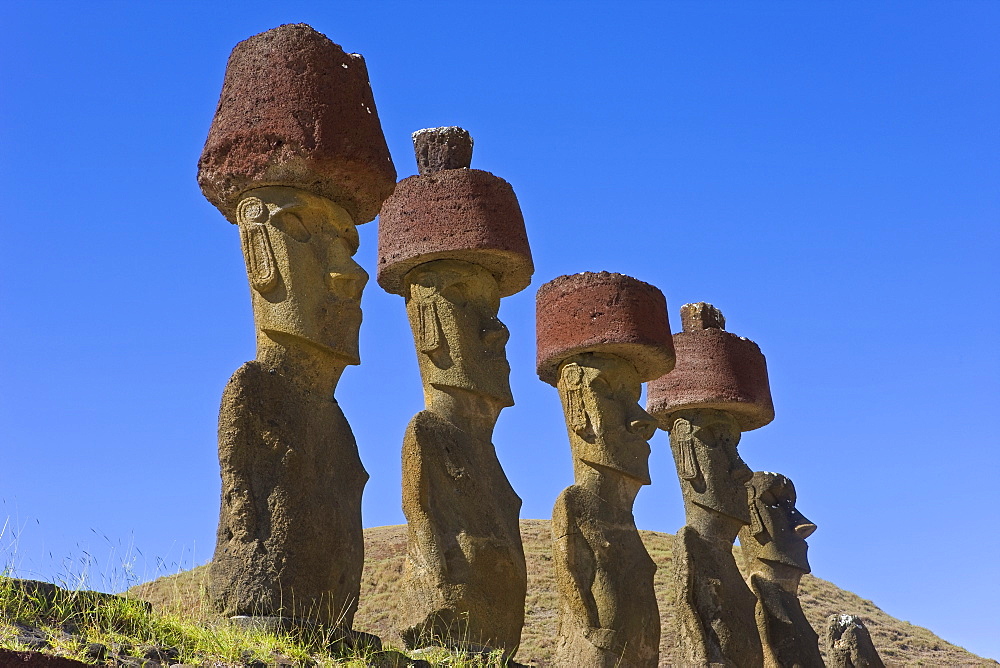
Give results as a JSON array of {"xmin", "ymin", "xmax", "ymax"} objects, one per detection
[
  {"xmin": 377, "ymin": 168, "xmax": 533, "ymax": 297},
  {"xmin": 646, "ymin": 305, "xmax": 774, "ymax": 431},
  {"xmin": 535, "ymin": 272, "xmax": 675, "ymax": 386},
  {"xmin": 198, "ymin": 23, "xmax": 396, "ymax": 224}
]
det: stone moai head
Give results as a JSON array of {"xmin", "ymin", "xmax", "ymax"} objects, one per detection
[
  {"xmin": 197, "ymin": 24, "xmax": 396, "ymax": 366},
  {"xmin": 378, "ymin": 127, "xmax": 533, "ymax": 406},
  {"xmin": 741, "ymin": 472, "xmax": 816, "ymax": 574},
  {"xmin": 404, "ymin": 259, "xmax": 513, "ymax": 405},
  {"xmin": 235, "ymin": 187, "xmax": 367, "ymax": 363},
  {"xmin": 647, "ymin": 303, "xmax": 774, "ymax": 530},
  {"xmin": 537, "ymin": 272, "xmax": 675, "ymax": 485}
]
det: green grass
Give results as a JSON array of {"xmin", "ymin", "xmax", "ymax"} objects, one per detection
[{"xmin": 0, "ymin": 575, "xmax": 514, "ymax": 667}]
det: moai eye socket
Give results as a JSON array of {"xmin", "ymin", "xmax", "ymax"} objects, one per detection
[
  {"xmin": 441, "ymin": 282, "xmax": 468, "ymax": 308},
  {"xmin": 271, "ymin": 211, "xmax": 311, "ymax": 242}
]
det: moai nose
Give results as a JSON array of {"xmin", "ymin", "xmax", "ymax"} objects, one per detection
[
  {"xmin": 628, "ymin": 407, "xmax": 659, "ymax": 441},
  {"xmin": 328, "ymin": 263, "xmax": 369, "ymax": 301},
  {"xmin": 794, "ymin": 521, "xmax": 817, "ymax": 539},
  {"xmin": 482, "ymin": 318, "xmax": 510, "ymax": 348}
]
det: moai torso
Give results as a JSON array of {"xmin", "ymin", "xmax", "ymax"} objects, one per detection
[
  {"xmin": 197, "ymin": 24, "xmax": 395, "ymax": 629},
  {"xmin": 536, "ymin": 273, "xmax": 676, "ymax": 668},
  {"xmin": 400, "ymin": 408, "xmax": 525, "ymax": 650},
  {"xmin": 377, "ymin": 128, "xmax": 533, "ymax": 655},
  {"xmin": 647, "ymin": 303, "xmax": 773, "ymax": 667},
  {"xmin": 739, "ymin": 472, "xmax": 823, "ymax": 668},
  {"xmin": 552, "ymin": 483, "xmax": 659, "ymax": 667},
  {"xmin": 214, "ymin": 358, "xmax": 366, "ymax": 625}
]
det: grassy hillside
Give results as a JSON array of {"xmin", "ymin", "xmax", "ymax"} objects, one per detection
[{"xmin": 132, "ymin": 520, "xmax": 996, "ymax": 667}]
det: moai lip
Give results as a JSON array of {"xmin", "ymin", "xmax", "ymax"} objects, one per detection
[
  {"xmin": 377, "ymin": 128, "xmax": 532, "ymax": 297},
  {"xmin": 198, "ymin": 23, "xmax": 396, "ymax": 224},
  {"xmin": 646, "ymin": 303, "xmax": 774, "ymax": 431},
  {"xmin": 535, "ymin": 272, "xmax": 675, "ymax": 386}
]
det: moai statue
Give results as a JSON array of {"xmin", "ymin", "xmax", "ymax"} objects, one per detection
[
  {"xmin": 377, "ymin": 127, "xmax": 532, "ymax": 656},
  {"xmin": 197, "ymin": 24, "xmax": 396, "ymax": 634},
  {"xmin": 536, "ymin": 272, "xmax": 676, "ymax": 668},
  {"xmin": 826, "ymin": 615, "xmax": 886, "ymax": 668},
  {"xmin": 646, "ymin": 302, "xmax": 774, "ymax": 667},
  {"xmin": 739, "ymin": 472, "xmax": 823, "ymax": 667}
]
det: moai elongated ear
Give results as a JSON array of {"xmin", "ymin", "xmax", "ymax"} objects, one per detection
[
  {"xmin": 411, "ymin": 284, "xmax": 444, "ymax": 355},
  {"xmin": 748, "ymin": 481, "xmax": 767, "ymax": 539},
  {"xmin": 560, "ymin": 362, "xmax": 589, "ymax": 437},
  {"xmin": 237, "ymin": 196, "xmax": 279, "ymax": 294},
  {"xmin": 673, "ymin": 417, "xmax": 701, "ymax": 481}
]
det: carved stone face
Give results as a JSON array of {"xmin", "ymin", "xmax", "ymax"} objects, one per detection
[
  {"xmin": 669, "ymin": 409, "xmax": 753, "ymax": 524},
  {"xmin": 404, "ymin": 259, "xmax": 513, "ymax": 406},
  {"xmin": 236, "ymin": 186, "xmax": 368, "ymax": 365},
  {"xmin": 557, "ymin": 353, "xmax": 658, "ymax": 485},
  {"xmin": 745, "ymin": 472, "xmax": 816, "ymax": 573}
]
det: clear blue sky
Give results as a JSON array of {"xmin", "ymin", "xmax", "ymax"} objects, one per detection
[{"xmin": 2, "ymin": 1, "xmax": 997, "ymax": 661}]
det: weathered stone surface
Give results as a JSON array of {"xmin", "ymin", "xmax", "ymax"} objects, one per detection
[
  {"xmin": 680, "ymin": 301, "xmax": 726, "ymax": 331},
  {"xmin": 399, "ymin": 408, "xmax": 525, "ymax": 653},
  {"xmin": 647, "ymin": 302, "xmax": 774, "ymax": 431},
  {"xmin": 0, "ymin": 649, "xmax": 92, "ymax": 667},
  {"xmin": 535, "ymin": 272, "xmax": 675, "ymax": 386},
  {"xmin": 208, "ymin": 187, "xmax": 370, "ymax": 629},
  {"xmin": 827, "ymin": 614, "xmax": 886, "ymax": 668},
  {"xmin": 538, "ymin": 274, "xmax": 670, "ymax": 667},
  {"xmin": 212, "ymin": 360, "xmax": 367, "ymax": 626},
  {"xmin": 383, "ymin": 130, "xmax": 529, "ymax": 658},
  {"xmin": 377, "ymin": 169, "xmax": 532, "ymax": 297},
  {"xmin": 665, "ymin": 408, "xmax": 763, "ymax": 667},
  {"xmin": 198, "ymin": 23, "xmax": 396, "ymax": 224},
  {"xmin": 739, "ymin": 472, "xmax": 823, "ymax": 668},
  {"xmin": 0, "ymin": 578, "xmax": 151, "ymax": 616},
  {"xmin": 413, "ymin": 127, "xmax": 473, "ymax": 175}
]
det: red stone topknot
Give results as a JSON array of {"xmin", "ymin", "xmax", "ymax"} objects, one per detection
[
  {"xmin": 646, "ymin": 303, "xmax": 774, "ymax": 431},
  {"xmin": 535, "ymin": 272, "xmax": 675, "ymax": 385},
  {"xmin": 198, "ymin": 23, "xmax": 396, "ymax": 224}
]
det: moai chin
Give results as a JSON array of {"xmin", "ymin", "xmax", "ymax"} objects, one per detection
[
  {"xmin": 646, "ymin": 302, "xmax": 773, "ymax": 667},
  {"xmin": 377, "ymin": 127, "xmax": 532, "ymax": 656},
  {"xmin": 536, "ymin": 272, "xmax": 675, "ymax": 668},
  {"xmin": 197, "ymin": 23, "xmax": 395, "ymax": 636},
  {"xmin": 739, "ymin": 472, "xmax": 824, "ymax": 668}
]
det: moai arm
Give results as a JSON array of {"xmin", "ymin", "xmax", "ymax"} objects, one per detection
[
  {"xmin": 674, "ymin": 526, "xmax": 722, "ymax": 665},
  {"xmin": 551, "ymin": 491, "xmax": 608, "ymax": 647},
  {"xmin": 401, "ymin": 415, "xmax": 450, "ymax": 584}
]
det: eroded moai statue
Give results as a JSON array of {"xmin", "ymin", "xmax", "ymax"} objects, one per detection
[
  {"xmin": 739, "ymin": 472, "xmax": 823, "ymax": 668},
  {"xmin": 826, "ymin": 615, "xmax": 886, "ymax": 668},
  {"xmin": 536, "ymin": 272, "xmax": 676, "ymax": 668},
  {"xmin": 377, "ymin": 127, "xmax": 532, "ymax": 655},
  {"xmin": 646, "ymin": 302, "xmax": 774, "ymax": 667},
  {"xmin": 197, "ymin": 24, "xmax": 395, "ymax": 629}
]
